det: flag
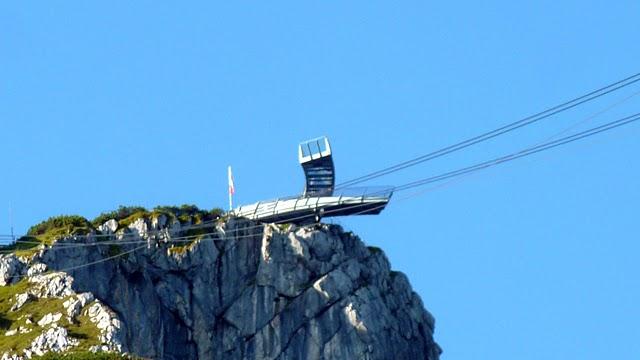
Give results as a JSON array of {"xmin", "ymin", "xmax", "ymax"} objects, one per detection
[{"xmin": 228, "ymin": 166, "xmax": 235, "ymax": 195}]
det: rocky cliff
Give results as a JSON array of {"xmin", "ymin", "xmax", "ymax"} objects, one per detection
[{"xmin": 0, "ymin": 211, "xmax": 441, "ymax": 359}]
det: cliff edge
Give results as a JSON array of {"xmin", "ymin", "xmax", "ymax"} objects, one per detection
[{"xmin": 0, "ymin": 210, "xmax": 441, "ymax": 359}]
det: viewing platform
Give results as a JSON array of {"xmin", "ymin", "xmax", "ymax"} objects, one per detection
[{"xmin": 232, "ymin": 136, "xmax": 392, "ymax": 224}]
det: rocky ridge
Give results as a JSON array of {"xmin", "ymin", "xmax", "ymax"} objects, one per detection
[
  {"xmin": 0, "ymin": 213, "xmax": 441, "ymax": 359},
  {"xmin": 0, "ymin": 262, "xmax": 122, "ymax": 359}
]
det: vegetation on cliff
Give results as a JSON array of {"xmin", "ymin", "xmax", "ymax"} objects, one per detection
[
  {"xmin": 0, "ymin": 205, "xmax": 225, "ymax": 257},
  {"xmin": 33, "ymin": 351, "xmax": 138, "ymax": 359},
  {"xmin": 0, "ymin": 281, "xmax": 101, "ymax": 355}
]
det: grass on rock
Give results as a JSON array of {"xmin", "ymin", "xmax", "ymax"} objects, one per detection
[{"xmin": 0, "ymin": 281, "xmax": 101, "ymax": 354}]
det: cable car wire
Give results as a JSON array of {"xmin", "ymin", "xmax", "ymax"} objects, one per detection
[
  {"xmin": 335, "ymin": 71, "xmax": 640, "ymax": 189},
  {"xmin": 392, "ymin": 111, "xmax": 640, "ymax": 192}
]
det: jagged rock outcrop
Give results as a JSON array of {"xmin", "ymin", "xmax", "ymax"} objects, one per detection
[
  {"xmin": 0, "ymin": 217, "xmax": 441, "ymax": 359},
  {"xmin": 27, "ymin": 326, "xmax": 79, "ymax": 357},
  {"xmin": 0, "ymin": 254, "xmax": 124, "ymax": 359},
  {"xmin": 0, "ymin": 256, "xmax": 25, "ymax": 286}
]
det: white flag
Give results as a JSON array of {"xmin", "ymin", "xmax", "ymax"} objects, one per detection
[{"xmin": 228, "ymin": 166, "xmax": 235, "ymax": 195}]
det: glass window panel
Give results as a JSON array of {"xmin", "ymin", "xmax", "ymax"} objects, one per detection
[{"xmin": 318, "ymin": 139, "xmax": 327, "ymax": 153}]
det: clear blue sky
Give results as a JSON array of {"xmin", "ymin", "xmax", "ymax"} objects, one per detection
[{"xmin": 2, "ymin": 2, "xmax": 639, "ymax": 359}]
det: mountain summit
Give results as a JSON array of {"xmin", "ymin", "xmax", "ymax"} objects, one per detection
[{"xmin": 0, "ymin": 208, "xmax": 441, "ymax": 359}]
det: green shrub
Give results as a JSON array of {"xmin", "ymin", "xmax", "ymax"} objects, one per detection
[
  {"xmin": 20, "ymin": 215, "xmax": 93, "ymax": 250},
  {"xmin": 117, "ymin": 211, "xmax": 150, "ymax": 228},
  {"xmin": 179, "ymin": 204, "xmax": 199, "ymax": 214},
  {"xmin": 167, "ymin": 241, "xmax": 198, "ymax": 255},
  {"xmin": 91, "ymin": 206, "xmax": 147, "ymax": 227},
  {"xmin": 151, "ymin": 206, "xmax": 180, "ymax": 218},
  {"xmin": 27, "ymin": 215, "xmax": 92, "ymax": 237},
  {"xmin": 210, "ymin": 208, "xmax": 224, "ymax": 218},
  {"xmin": 152, "ymin": 205, "xmax": 223, "ymax": 225}
]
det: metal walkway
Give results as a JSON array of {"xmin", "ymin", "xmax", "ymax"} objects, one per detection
[
  {"xmin": 233, "ymin": 187, "xmax": 393, "ymax": 224},
  {"xmin": 232, "ymin": 136, "xmax": 392, "ymax": 224}
]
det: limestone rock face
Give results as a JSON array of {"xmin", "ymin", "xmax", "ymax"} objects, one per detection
[
  {"xmin": 10, "ymin": 293, "xmax": 32, "ymax": 312},
  {"xmin": 97, "ymin": 219, "xmax": 118, "ymax": 234},
  {"xmin": 0, "ymin": 255, "xmax": 26, "ymax": 286},
  {"xmin": 84, "ymin": 301, "xmax": 123, "ymax": 352},
  {"xmin": 2, "ymin": 219, "xmax": 441, "ymax": 360},
  {"xmin": 28, "ymin": 272, "xmax": 75, "ymax": 299},
  {"xmin": 36, "ymin": 313, "xmax": 62, "ymax": 328},
  {"xmin": 28, "ymin": 326, "xmax": 79, "ymax": 357},
  {"xmin": 63, "ymin": 292, "xmax": 94, "ymax": 319}
]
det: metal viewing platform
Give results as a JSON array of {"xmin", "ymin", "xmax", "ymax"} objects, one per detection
[{"xmin": 232, "ymin": 136, "xmax": 392, "ymax": 224}]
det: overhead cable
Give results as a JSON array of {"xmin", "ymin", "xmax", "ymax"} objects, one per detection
[
  {"xmin": 336, "ymin": 72, "xmax": 640, "ymax": 189},
  {"xmin": 392, "ymin": 112, "xmax": 640, "ymax": 192}
]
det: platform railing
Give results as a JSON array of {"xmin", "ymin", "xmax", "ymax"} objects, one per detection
[{"xmin": 233, "ymin": 186, "xmax": 393, "ymax": 219}]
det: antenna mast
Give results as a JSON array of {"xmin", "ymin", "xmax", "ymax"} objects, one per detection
[{"xmin": 9, "ymin": 203, "xmax": 14, "ymax": 242}]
